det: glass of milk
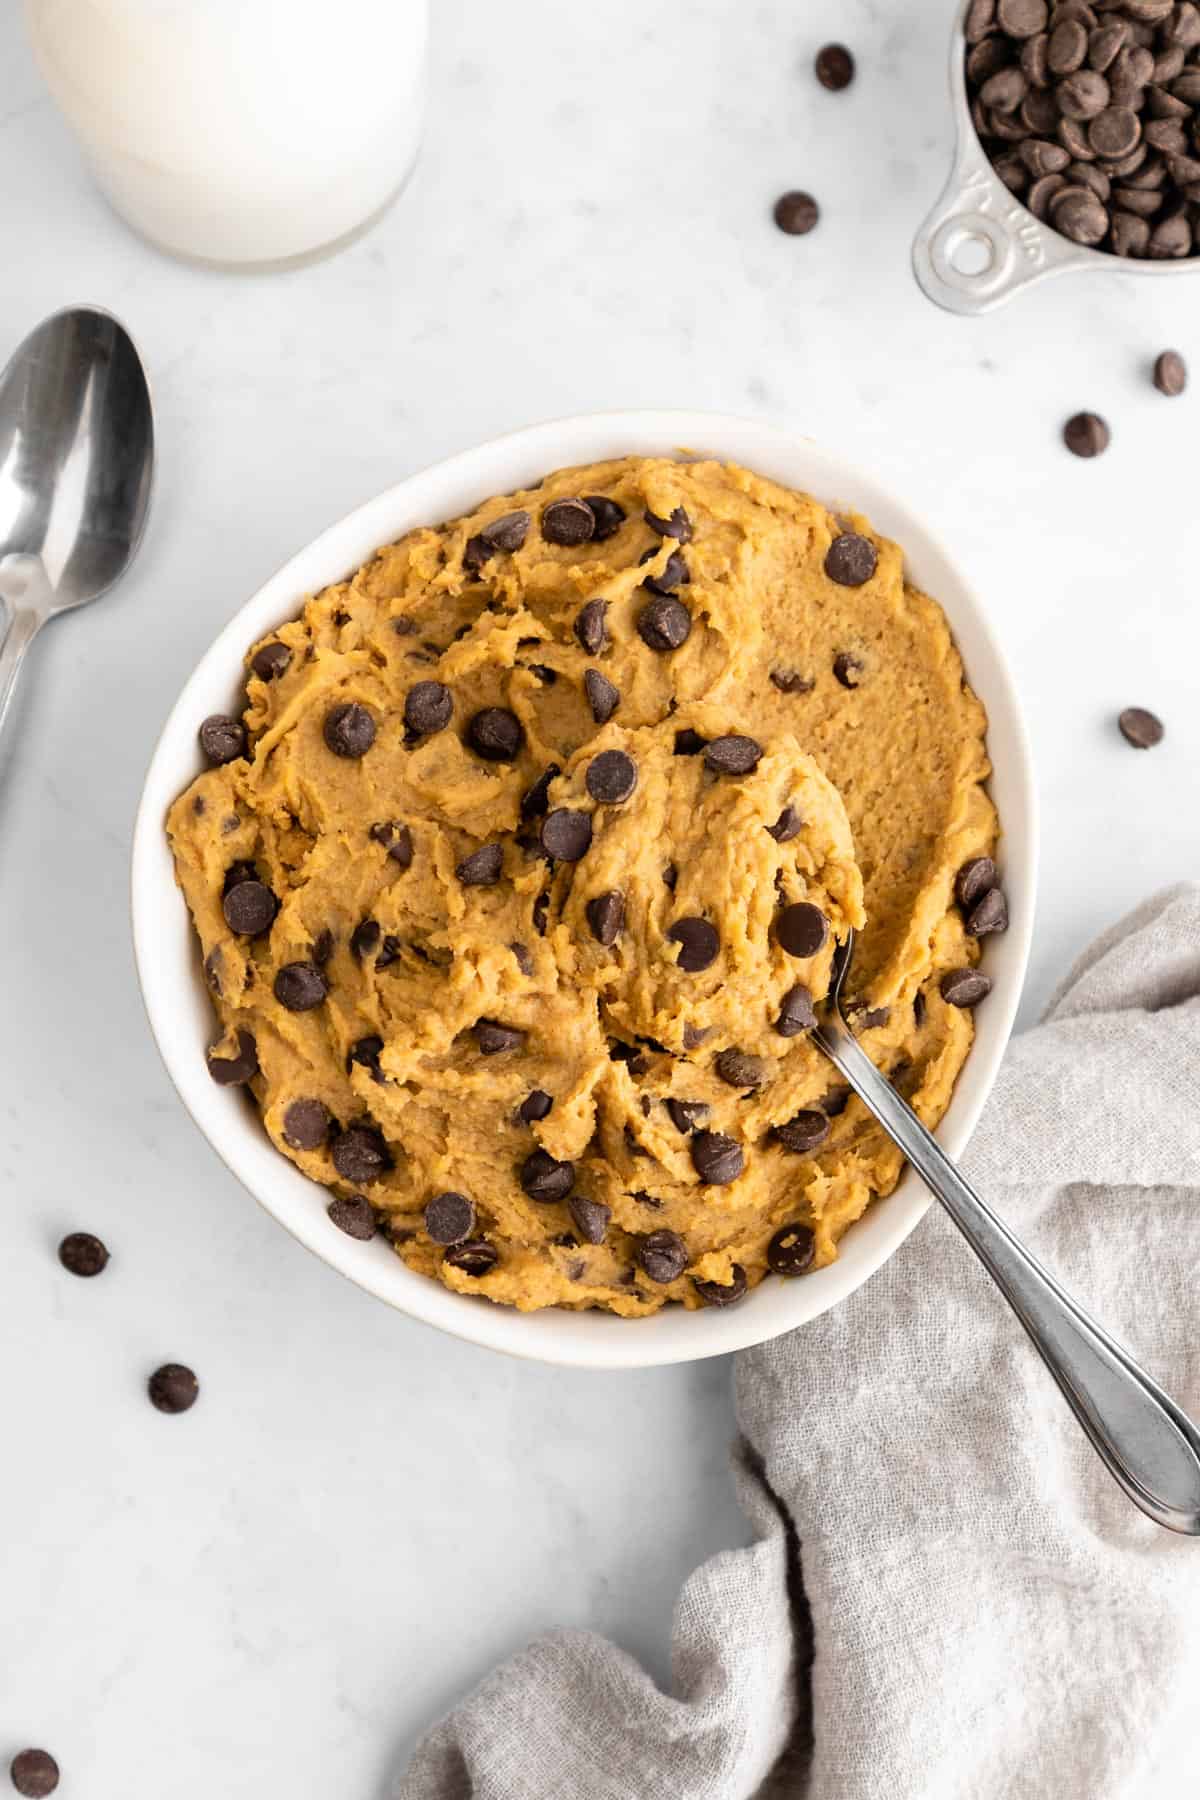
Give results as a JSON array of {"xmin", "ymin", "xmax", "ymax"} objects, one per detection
[{"xmin": 24, "ymin": 0, "xmax": 428, "ymax": 268}]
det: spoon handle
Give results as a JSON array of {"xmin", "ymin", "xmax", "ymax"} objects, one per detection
[
  {"xmin": 815, "ymin": 1014, "xmax": 1200, "ymax": 1536},
  {"xmin": 0, "ymin": 607, "xmax": 41, "ymax": 743}
]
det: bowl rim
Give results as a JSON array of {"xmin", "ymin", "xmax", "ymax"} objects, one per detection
[{"xmin": 131, "ymin": 408, "xmax": 1038, "ymax": 1369}]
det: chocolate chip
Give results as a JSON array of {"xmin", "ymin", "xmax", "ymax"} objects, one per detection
[
  {"xmin": 914, "ymin": 989, "xmax": 927, "ymax": 1028},
  {"xmin": 463, "ymin": 533, "xmax": 490, "ymax": 574},
  {"xmin": 9, "ymin": 1751, "xmax": 59, "ymax": 1798},
  {"xmin": 1111, "ymin": 209, "xmax": 1153, "ymax": 253},
  {"xmin": 776, "ymin": 984, "xmax": 817, "ymax": 1037},
  {"xmin": 1118, "ymin": 705, "xmax": 1164, "ymax": 747},
  {"xmin": 58, "ymin": 1232, "xmax": 109, "ymax": 1277},
  {"xmin": 206, "ymin": 1028, "xmax": 259, "ymax": 1086},
  {"xmin": 1053, "ymin": 186, "xmax": 1110, "ymax": 241},
  {"xmin": 667, "ymin": 917, "xmax": 720, "ymax": 972},
  {"xmin": 773, "ymin": 190, "xmax": 820, "ymax": 234},
  {"xmin": 222, "ymin": 879, "xmax": 277, "ymax": 938},
  {"xmin": 673, "ymin": 727, "xmax": 707, "ymax": 756},
  {"xmin": 776, "ymin": 902, "xmax": 829, "ymax": 958},
  {"xmin": 273, "ymin": 962, "xmax": 328, "ymax": 1011},
  {"xmin": 767, "ymin": 1221, "xmax": 816, "ymax": 1276},
  {"xmin": 815, "ymin": 42, "xmax": 855, "ymax": 89},
  {"xmin": 585, "ymin": 495, "xmax": 627, "ymax": 540},
  {"xmin": 541, "ymin": 498, "xmax": 595, "ymax": 546},
  {"xmin": 824, "ymin": 532, "xmax": 878, "ymax": 586},
  {"xmin": 283, "ymin": 1098, "xmax": 331, "ymax": 1150},
  {"xmin": 541, "ymin": 808, "xmax": 593, "ymax": 860},
  {"xmin": 521, "ymin": 1148, "xmax": 575, "ymax": 1202},
  {"xmin": 517, "ymin": 764, "xmax": 560, "ymax": 822},
  {"xmin": 332, "ymin": 1123, "xmax": 391, "ymax": 1183},
  {"xmin": 475, "ymin": 1019, "xmax": 525, "ymax": 1054},
  {"xmin": 691, "ymin": 1129, "xmax": 745, "ymax": 1184},
  {"xmin": 444, "ymin": 1238, "xmax": 499, "ymax": 1276},
  {"xmin": 682, "ymin": 1023, "xmax": 711, "ymax": 1050},
  {"xmin": 1027, "ymin": 169, "xmax": 1070, "ymax": 216},
  {"xmin": 575, "ymin": 598, "xmax": 609, "ymax": 654},
  {"xmin": 368, "ymin": 821, "xmax": 413, "ymax": 868},
  {"xmin": 457, "ymin": 841, "xmax": 505, "ymax": 885},
  {"xmin": 520, "ymin": 1088, "xmax": 554, "ymax": 1122},
  {"xmin": 404, "ymin": 680, "xmax": 453, "ymax": 736},
  {"xmin": 638, "ymin": 595, "xmax": 692, "ymax": 651},
  {"xmin": 323, "ymin": 702, "xmax": 376, "ymax": 758},
  {"xmin": 376, "ymin": 935, "xmax": 403, "ymax": 969},
  {"xmin": 770, "ymin": 668, "xmax": 814, "ymax": 694},
  {"xmin": 424, "ymin": 1191, "xmax": 475, "ymax": 1246},
  {"xmin": 639, "ymin": 547, "xmax": 690, "ymax": 594},
  {"xmin": 481, "ymin": 509, "xmax": 531, "ymax": 552},
  {"xmin": 311, "ymin": 928, "xmax": 334, "ymax": 967},
  {"xmin": 716, "ymin": 1049, "xmax": 768, "ymax": 1090},
  {"xmin": 693, "ymin": 1265, "xmax": 748, "ymax": 1307},
  {"xmin": 855, "ymin": 1005, "xmax": 891, "ymax": 1031},
  {"xmin": 199, "ymin": 714, "xmax": 245, "ymax": 765},
  {"xmin": 1063, "ymin": 410, "xmax": 1110, "ymax": 456},
  {"xmin": 1089, "ymin": 102, "xmax": 1141, "ymax": 154},
  {"xmin": 534, "ymin": 658, "xmax": 562, "ymax": 679},
  {"xmin": 392, "ymin": 614, "xmax": 418, "ymax": 635},
  {"xmin": 204, "ymin": 947, "xmax": 224, "ymax": 995},
  {"xmin": 467, "ymin": 706, "xmax": 525, "ymax": 761},
  {"xmin": 587, "ymin": 890, "xmax": 625, "ymax": 946},
  {"xmin": 533, "ymin": 890, "xmax": 550, "ymax": 935},
  {"xmin": 584, "ymin": 667, "xmax": 620, "ymax": 724},
  {"xmin": 1148, "ymin": 209, "xmax": 1192, "ymax": 258},
  {"xmin": 956, "ymin": 855, "xmax": 999, "ymax": 909},
  {"xmin": 351, "ymin": 918, "xmax": 381, "ymax": 958},
  {"xmin": 323, "ymin": 1195, "xmax": 374, "ymax": 1240},
  {"xmin": 643, "ymin": 504, "xmax": 693, "ymax": 542},
  {"xmin": 348, "ymin": 1035, "xmax": 384, "ymax": 1080},
  {"xmin": 637, "ymin": 1229, "xmax": 689, "ymax": 1283},
  {"xmin": 511, "ymin": 941, "xmax": 534, "ymax": 976},
  {"xmin": 833, "ymin": 652, "xmax": 865, "ymax": 689},
  {"xmin": 704, "ymin": 734, "xmax": 762, "ymax": 776},
  {"xmin": 939, "ymin": 968, "xmax": 993, "ymax": 1007},
  {"xmin": 775, "ymin": 1110, "xmax": 831, "ymax": 1153},
  {"xmin": 765, "ymin": 804, "xmax": 802, "ymax": 844},
  {"xmin": 1048, "ymin": 17, "xmax": 1088, "ymax": 73},
  {"xmin": 568, "ymin": 1195, "xmax": 610, "ymax": 1244},
  {"xmin": 1089, "ymin": 22, "xmax": 1127, "ymax": 70},
  {"xmin": 148, "ymin": 1363, "xmax": 199, "ymax": 1414},
  {"xmin": 586, "ymin": 749, "xmax": 638, "ymax": 803},
  {"xmin": 666, "ymin": 1098, "xmax": 709, "ymax": 1133},
  {"xmin": 251, "ymin": 640, "xmax": 292, "ymax": 680},
  {"xmin": 663, "ymin": 863, "xmax": 678, "ymax": 890},
  {"xmin": 965, "ymin": 0, "xmax": 997, "ymax": 42},
  {"xmin": 1154, "ymin": 348, "xmax": 1187, "ymax": 394},
  {"xmin": 967, "ymin": 887, "xmax": 1009, "ymax": 936}
]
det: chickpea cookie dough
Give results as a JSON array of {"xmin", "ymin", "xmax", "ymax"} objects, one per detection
[{"xmin": 167, "ymin": 456, "xmax": 1001, "ymax": 1317}]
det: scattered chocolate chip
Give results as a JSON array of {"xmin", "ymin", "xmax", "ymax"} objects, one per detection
[
  {"xmin": 1153, "ymin": 348, "xmax": 1187, "ymax": 394},
  {"xmin": 666, "ymin": 1098, "xmax": 709, "ymax": 1133},
  {"xmin": 348, "ymin": 1035, "xmax": 384, "ymax": 1080},
  {"xmin": 704, "ymin": 734, "xmax": 762, "ymax": 776},
  {"xmin": 424, "ymin": 1191, "xmax": 475, "ymax": 1245},
  {"xmin": 637, "ymin": 595, "xmax": 692, "ymax": 653},
  {"xmin": 693, "ymin": 1265, "xmax": 749, "ymax": 1307},
  {"xmin": 584, "ymin": 667, "xmax": 620, "ymax": 724},
  {"xmin": 767, "ymin": 1221, "xmax": 816, "ymax": 1276},
  {"xmin": 1054, "ymin": 185, "xmax": 1110, "ymax": 242},
  {"xmin": 586, "ymin": 748, "xmax": 638, "ymax": 803},
  {"xmin": 639, "ymin": 547, "xmax": 690, "ymax": 594},
  {"xmin": 568, "ymin": 1194, "xmax": 611, "ymax": 1244},
  {"xmin": 221, "ymin": 879, "xmax": 277, "ymax": 938},
  {"xmin": 310, "ymin": 928, "xmax": 334, "ymax": 967},
  {"xmin": 206, "ymin": 1028, "xmax": 259, "ymax": 1086},
  {"xmin": 815, "ymin": 42, "xmax": 855, "ymax": 89},
  {"xmin": 673, "ymin": 727, "xmax": 707, "ymax": 755},
  {"xmin": 587, "ymin": 890, "xmax": 625, "ymax": 946},
  {"xmin": 520, "ymin": 1089, "xmax": 554, "ymax": 1123},
  {"xmin": 967, "ymin": 887, "xmax": 1009, "ymax": 936},
  {"xmin": 376, "ymin": 935, "xmax": 403, "ymax": 969},
  {"xmin": 691, "ymin": 1129, "xmax": 745, "ymax": 1184},
  {"xmin": 148, "ymin": 1363, "xmax": 198, "ymax": 1414},
  {"xmin": 682, "ymin": 1023, "xmax": 711, "ymax": 1050},
  {"xmin": 585, "ymin": 495, "xmax": 627, "ymax": 540},
  {"xmin": 770, "ymin": 668, "xmax": 814, "ymax": 694},
  {"xmin": 392, "ymin": 614, "xmax": 418, "ymax": 635},
  {"xmin": 637, "ymin": 1229, "xmax": 689, "ymax": 1283},
  {"xmin": 833, "ymin": 651, "xmax": 865, "ymax": 688},
  {"xmin": 825, "ymin": 532, "xmax": 878, "ymax": 586},
  {"xmin": 776, "ymin": 902, "xmax": 829, "ymax": 958},
  {"xmin": 511, "ymin": 941, "xmax": 534, "ymax": 976},
  {"xmin": 541, "ymin": 498, "xmax": 595, "ymax": 547},
  {"xmin": 774, "ymin": 190, "xmax": 820, "ymax": 234},
  {"xmin": 332, "ymin": 1123, "xmax": 391, "ymax": 1184},
  {"xmin": 1063, "ymin": 411, "xmax": 1110, "ymax": 456},
  {"xmin": 404, "ymin": 680, "xmax": 453, "ymax": 736},
  {"xmin": 199, "ymin": 714, "xmax": 245, "ymax": 765},
  {"xmin": 667, "ymin": 917, "xmax": 720, "ymax": 972},
  {"xmin": 457, "ymin": 841, "xmax": 505, "ymax": 885},
  {"xmin": 716, "ymin": 1049, "xmax": 768, "ymax": 1090},
  {"xmin": 475, "ymin": 1019, "xmax": 525, "ymax": 1054},
  {"xmin": 58, "ymin": 1232, "xmax": 109, "ymax": 1277},
  {"xmin": 323, "ymin": 702, "xmax": 376, "ymax": 758},
  {"xmin": 481, "ymin": 510, "xmax": 531, "ymax": 553},
  {"xmin": 1118, "ymin": 705, "xmax": 1164, "ymax": 747},
  {"xmin": 273, "ymin": 962, "xmax": 328, "ymax": 1011},
  {"xmin": 283, "ymin": 1098, "xmax": 331, "ymax": 1151},
  {"xmin": 463, "ymin": 533, "xmax": 490, "ymax": 575},
  {"xmin": 519, "ymin": 764, "xmax": 561, "ymax": 821},
  {"xmin": 444, "ymin": 1238, "xmax": 499, "ymax": 1276},
  {"xmin": 542, "ymin": 808, "xmax": 593, "ymax": 860},
  {"xmin": 369, "ymin": 821, "xmax": 413, "ymax": 868},
  {"xmin": 9, "ymin": 1751, "xmax": 59, "ymax": 1798},
  {"xmin": 663, "ymin": 863, "xmax": 678, "ymax": 890},
  {"xmin": 775, "ymin": 1110, "xmax": 831, "ymax": 1153},
  {"xmin": 643, "ymin": 504, "xmax": 693, "ymax": 542},
  {"xmin": 820, "ymin": 1086, "xmax": 852, "ymax": 1116},
  {"xmin": 467, "ymin": 706, "xmax": 525, "ymax": 761},
  {"xmin": 533, "ymin": 890, "xmax": 550, "ymax": 935},
  {"xmin": 767, "ymin": 805, "xmax": 803, "ymax": 845},
  {"xmin": 251, "ymin": 640, "xmax": 292, "ymax": 680},
  {"xmin": 940, "ymin": 968, "xmax": 994, "ymax": 1007},
  {"xmin": 575, "ymin": 598, "xmax": 609, "ymax": 654},
  {"xmin": 956, "ymin": 855, "xmax": 999, "ymax": 909},
  {"xmin": 855, "ymin": 1005, "xmax": 891, "ymax": 1031},
  {"xmin": 327, "ymin": 1195, "xmax": 376, "ymax": 1240},
  {"xmin": 914, "ymin": 990, "xmax": 928, "ymax": 1028},
  {"xmin": 776, "ymin": 984, "xmax": 817, "ymax": 1037},
  {"xmin": 624, "ymin": 1123, "xmax": 651, "ymax": 1155},
  {"xmin": 521, "ymin": 1149, "xmax": 575, "ymax": 1202},
  {"xmin": 351, "ymin": 918, "xmax": 381, "ymax": 958}
]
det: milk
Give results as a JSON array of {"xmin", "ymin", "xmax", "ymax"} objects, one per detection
[{"xmin": 24, "ymin": 0, "xmax": 427, "ymax": 267}]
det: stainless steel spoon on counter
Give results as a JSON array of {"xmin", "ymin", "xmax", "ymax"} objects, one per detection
[
  {"xmin": 0, "ymin": 306, "xmax": 154, "ymax": 744},
  {"xmin": 818, "ymin": 934, "xmax": 1200, "ymax": 1537}
]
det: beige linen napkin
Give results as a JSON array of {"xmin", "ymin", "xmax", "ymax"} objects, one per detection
[{"xmin": 397, "ymin": 886, "xmax": 1200, "ymax": 1800}]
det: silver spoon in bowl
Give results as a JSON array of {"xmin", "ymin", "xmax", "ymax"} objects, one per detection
[
  {"xmin": 0, "ymin": 306, "xmax": 154, "ymax": 743},
  {"xmin": 817, "ymin": 932, "xmax": 1200, "ymax": 1536}
]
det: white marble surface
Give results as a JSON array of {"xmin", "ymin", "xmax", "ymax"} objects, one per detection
[{"xmin": 1, "ymin": 2, "xmax": 1197, "ymax": 1795}]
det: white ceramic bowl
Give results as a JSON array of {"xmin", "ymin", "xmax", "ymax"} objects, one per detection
[{"xmin": 132, "ymin": 411, "xmax": 1036, "ymax": 1369}]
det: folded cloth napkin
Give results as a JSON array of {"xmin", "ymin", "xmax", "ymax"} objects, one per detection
[{"xmin": 397, "ymin": 887, "xmax": 1200, "ymax": 1800}]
